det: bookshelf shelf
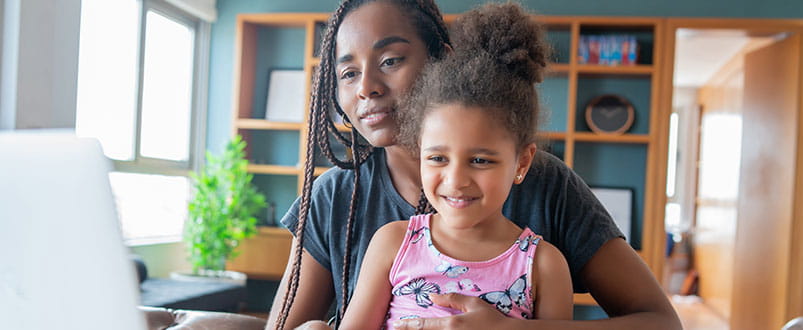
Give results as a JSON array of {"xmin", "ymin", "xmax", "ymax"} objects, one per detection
[
  {"xmin": 574, "ymin": 132, "xmax": 651, "ymax": 143},
  {"xmin": 237, "ymin": 119, "xmax": 303, "ymax": 131},
  {"xmin": 246, "ymin": 164, "xmax": 299, "ymax": 175}
]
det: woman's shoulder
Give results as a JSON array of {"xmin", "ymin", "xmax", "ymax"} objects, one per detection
[
  {"xmin": 518, "ymin": 150, "xmax": 594, "ymax": 193},
  {"xmin": 514, "ymin": 151, "xmax": 572, "ymax": 195},
  {"xmin": 529, "ymin": 150, "xmax": 573, "ymax": 178},
  {"xmin": 310, "ymin": 149, "xmax": 385, "ymax": 190}
]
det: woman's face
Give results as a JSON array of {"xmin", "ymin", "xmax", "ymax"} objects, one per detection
[{"xmin": 335, "ymin": 1, "xmax": 429, "ymax": 147}]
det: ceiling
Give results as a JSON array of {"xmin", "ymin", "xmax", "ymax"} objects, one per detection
[{"xmin": 673, "ymin": 29, "xmax": 753, "ymax": 88}]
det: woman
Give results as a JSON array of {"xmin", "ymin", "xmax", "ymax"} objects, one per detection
[{"xmin": 267, "ymin": 1, "xmax": 681, "ymax": 329}]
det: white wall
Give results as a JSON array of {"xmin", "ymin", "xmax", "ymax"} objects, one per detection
[
  {"xmin": 0, "ymin": 0, "xmax": 81, "ymax": 130},
  {"xmin": 671, "ymin": 86, "xmax": 701, "ymax": 232},
  {"xmin": 130, "ymin": 242, "xmax": 192, "ymax": 278}
]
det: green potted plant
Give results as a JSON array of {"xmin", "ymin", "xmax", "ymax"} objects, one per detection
[{"xmin": 177, "ymin": 135, "xmax": 266, "ymax": 284}]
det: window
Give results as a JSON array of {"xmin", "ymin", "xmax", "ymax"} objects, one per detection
[
  {"xmin": 76, "ymin": 0, "xmax": 210, "ymax": 244},
  {"xmin": 695, "ymin": 112, "xmax": 743, "ymax": 241}
]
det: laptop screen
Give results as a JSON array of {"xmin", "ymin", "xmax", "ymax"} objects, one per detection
[{"xmin": 0, "ymin": 130, "xmax": 145, "ymax": 330}]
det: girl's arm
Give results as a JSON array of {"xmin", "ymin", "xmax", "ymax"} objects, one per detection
[
  {"xmin": 339, "ymin": 220, "xmax": 408, "ymax": 330},
  {"xmin": 532, "ymin": 240, "xmax": 573, "ymax": 320},
  {"xmin": 266, "ymin": 238, "xmax": 335, "ymax": 329}
]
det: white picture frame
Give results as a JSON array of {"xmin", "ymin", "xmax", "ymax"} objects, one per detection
[
  {"xmin": 590, "ymin": 187, "xmax": 633, "ymax": 242},
  {"xmin": 265, "ymin": 69, "xmax": 305, "ymax": 122}
]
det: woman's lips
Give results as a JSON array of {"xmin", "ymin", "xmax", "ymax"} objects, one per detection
[{"xmin": 359, "ymin": 108, "xmax": 392, "ymax": 126}]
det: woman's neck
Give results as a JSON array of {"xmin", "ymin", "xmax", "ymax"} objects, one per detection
[{"xmin": 384, "ymin": 145, "xmax": 422, "ymax": 207}]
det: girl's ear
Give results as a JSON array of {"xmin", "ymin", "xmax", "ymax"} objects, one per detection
[{"xmin": 515, "ymin": 143, "xmax": 537, "ymax": 184}]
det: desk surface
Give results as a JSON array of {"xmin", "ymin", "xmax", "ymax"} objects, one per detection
[{"xmin": 140, "ymin": 278, "xmax": 247, "ymax": 312}]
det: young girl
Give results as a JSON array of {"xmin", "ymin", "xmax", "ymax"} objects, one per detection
[
  {"xmin": 338, "ymin": 4, "xmax": 573, "ymax": 329},
  {"xmin": 269, "ymin": 0, "xmax": 680, "ymax": 329}
]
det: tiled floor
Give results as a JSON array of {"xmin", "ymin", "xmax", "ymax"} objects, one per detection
[{"xmin": 671, "ymin": 295, "xmax": 729, "ymax": 330}]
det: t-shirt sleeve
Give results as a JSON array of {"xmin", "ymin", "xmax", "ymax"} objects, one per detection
[
  {"xmin": 559, "ymin": 165, "xmax": 625, "ymax": 292},
  {"xmin": 279, "ymin": 174, "xmax": 337, "ymax": 272},
  {"xmin": 526, "ymin": 152, "xmax": 625, "ymax": 293}
]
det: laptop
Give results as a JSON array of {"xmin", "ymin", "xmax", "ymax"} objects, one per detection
[{"xmin": 0, "ymin": 130, "xmax": 146, "ymax": 330}]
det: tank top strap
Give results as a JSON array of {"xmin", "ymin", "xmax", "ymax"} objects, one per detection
[
  {"xmin": 407, "ymin": 213, "xmax": 430, "ymax": 231},
  {"xmin": 515, "ymin": 227, "xmax": 542, "ymax": 257},
  {"xmin": 515, "ymin": 227, "xmax": 541, "ymax": 313}
]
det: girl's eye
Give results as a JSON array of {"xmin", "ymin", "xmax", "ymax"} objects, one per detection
[
  {"xmin": 381, "ymin": 57, "xmax": 404, "ymax": 67},
  {"xmin": 471, "ymin": 158, "xmax": 492, "ymax": 165},
  {"xmin": 427, "ymin": 155, "xmax": 445, "ymax": 163}
]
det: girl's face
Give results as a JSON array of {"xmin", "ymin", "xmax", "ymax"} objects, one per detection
[
  {"xmin": 335, "ymin": 1, "xmax": 429, "ymax": 147},
  {"xmin": 419, "ymin": 104, "xmax": 536, "ymax": 229}
]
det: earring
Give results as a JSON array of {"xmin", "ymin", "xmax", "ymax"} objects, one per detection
[
  {"xmin": 516, "ymin": 174, "xmax": 523, "ymax": 182},
  {"xmin": 340, "ymin": 112, "xmax": 353, "ymax": 129}
]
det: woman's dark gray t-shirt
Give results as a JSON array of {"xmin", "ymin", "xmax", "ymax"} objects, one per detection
[{"xmin": 281, "ymin": 148, "xmax": 623, "ymax": 312}]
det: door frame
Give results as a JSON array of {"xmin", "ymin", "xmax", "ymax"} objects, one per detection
[{"xmin": 658, "ymin": 17, "xmax": 803, "ymax": 327}]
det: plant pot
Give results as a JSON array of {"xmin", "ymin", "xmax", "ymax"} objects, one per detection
[{"xmin": 169, "ymin": 269, "xmax": 247, "ymax": 286}]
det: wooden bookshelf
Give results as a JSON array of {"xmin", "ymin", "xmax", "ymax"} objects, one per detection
[{"xmin": 230, "ymin": 13, "xmax": 668, "ymax": 307}]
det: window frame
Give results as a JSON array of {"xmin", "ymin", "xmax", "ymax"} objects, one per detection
[
  {"xmin": 75, "ymin": 0, "xmax": 213, "ymax": 245},
  {"xmin": 112, "ymin": 0, "xmax": 210, "ymax": 177}
]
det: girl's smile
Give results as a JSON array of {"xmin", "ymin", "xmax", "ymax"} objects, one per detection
[
  {"xmin": 441, "ymin": 194, "xmax": 480, "ymax": 209},
  {"xmin": 419, "ymin": 104, "xmax": 534, "ymax": 229}
]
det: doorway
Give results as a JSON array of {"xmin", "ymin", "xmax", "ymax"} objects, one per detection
[{"xmin": 661, "ymin": 19, "xmax": 803, "ymax": 330}]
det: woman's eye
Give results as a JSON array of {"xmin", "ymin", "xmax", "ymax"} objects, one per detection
[
  {"xmin": 381, "ymin": 57, "xmax": 404, "ymax": 67},
  {"xmin": 340, "ymin": 70, "xmax": 358, "ymax": 81}
]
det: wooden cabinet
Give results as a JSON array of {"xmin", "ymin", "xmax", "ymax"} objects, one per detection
[
  {"xmin": 229, "ymin": 13, "xmax": 667, "ymax": 305},
  {"xmin": 227, "ymin": 226, "xmax": 293, "ymax": 280}
]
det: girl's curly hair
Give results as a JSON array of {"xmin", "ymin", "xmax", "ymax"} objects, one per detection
[{"xmin": 399, "ymin": 2, "xmax": 551, "ymax": 154}]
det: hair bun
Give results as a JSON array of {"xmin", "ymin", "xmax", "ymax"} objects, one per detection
[{"xmin": 450, "ymin": 2, "xmax": 550, "ymax": 84}]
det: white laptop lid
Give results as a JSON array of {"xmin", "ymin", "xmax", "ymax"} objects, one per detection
[{"xmin": 0, "ymin": 130, "xmax": 145, "ymax": 330}]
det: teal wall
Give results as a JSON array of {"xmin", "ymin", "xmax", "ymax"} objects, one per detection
[
  {"xmin": 207, "ymin": 0, "xmax": 803, "ymax": 154},
  {"xmin": 207, "ymin": 0, "xmax": 802, "ymax": 238},
  {"xmin": 198, "ymin": 0, "xmax": 801, "ymax": 314}
]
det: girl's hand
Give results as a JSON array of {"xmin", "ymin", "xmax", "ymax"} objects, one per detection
[{"xmin": 391, "ymin": 293, "xmax": 510, "ymax": 330}]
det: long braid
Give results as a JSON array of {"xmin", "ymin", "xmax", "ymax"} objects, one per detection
[
  {"xmin": 316, "ymin": 1, "xmax": 365, "ymax": 169},
  {"xmin": 275, "ymin": 80, "xmax": 318, "ymax": 330},
  {"xmin": 275, "ymin": 2, "xmax": 353, "ymax": 329},
  {"xmin": 414, "ymin": 190, "xmax": 435, "ymax": 215},
  {"xmin": 337, "ymin": 127, "xmax": 362, "ymax": 324},
  {"xmin": 414, "ymin": 0, "xmax": 451, "ymax": 59},
  {"xmin": 276, "ymin": 1, "xmax": 452, "ymax": 328}
]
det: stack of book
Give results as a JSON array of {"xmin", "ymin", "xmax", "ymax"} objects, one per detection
[{"xmin": 578, "ymin": 35, "xmax": 638, "ymax": 66}]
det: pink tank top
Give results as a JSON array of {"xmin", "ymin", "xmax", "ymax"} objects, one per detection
[{"xmin": 385, "ymin": 213, "xmax": 540, "ymax": 327}]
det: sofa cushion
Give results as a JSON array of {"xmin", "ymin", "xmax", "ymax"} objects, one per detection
[{"xmin": 139, "ymin": 306, "xmax": 266, "ymax": 330}]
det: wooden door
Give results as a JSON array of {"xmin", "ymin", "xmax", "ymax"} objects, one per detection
[{"xmin": 731, "ymin": 33, "xmax": 802, "ymax": 330}]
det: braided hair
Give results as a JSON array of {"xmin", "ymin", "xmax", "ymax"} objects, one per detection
[{"xmin": 275, "ymin": 1, "xmax": 450, "ymax": 329}]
